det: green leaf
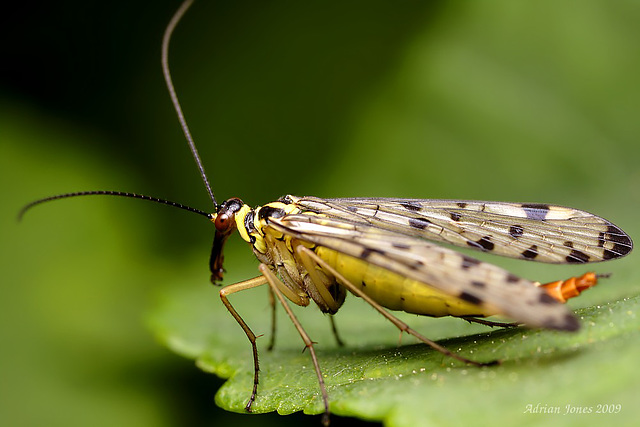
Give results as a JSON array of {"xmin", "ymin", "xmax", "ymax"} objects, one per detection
[{"xmin": 149, "ymin": 266, "xmax": 640, "ymax": 426}]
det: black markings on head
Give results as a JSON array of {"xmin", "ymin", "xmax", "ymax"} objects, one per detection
[
  {"xmin": 521, "ymin": 244, "xmax": 539, "ymax": 259},
  {"xmin": 566, "ymin": 249, "xmax": 590, "ymax": 263},
  {"xmin": 244, "ymin": 210, "xmax": 256, "ymax": 233},
  {"xmin": 461, "ymin": 255, "xmax": 481, "ymax": 270},
  {"xmin": 258, "ymin": 206, "xmax": 286, "ymax": 221},
  {"xmin": 471, "ymin": 281, "xmax": 486, "ymax": 289},
  {"xmin": 450, "ymin": 212, "xmax": 462, "ymax": 221},
  {"xmin": 458, "ymin": 291, "xmax": 483, "ymax": 306},
  {"xmin": 539, "ymin": 292, "xmax": 557, "ymax": 305},
  {"xmin": 521, "ymin": 203, "xmax": 550, "ymax": 221},
  {"xmin": 278, "ymin": 195, "xmax": 293, "ymax": 204},
  {"xmin": 408, "ymin": 217, "xmax": 432, "ymax": 230},
  {"xmin": 219, "ymin": 197, "xmax": 244, "ymax": 213},
  {"xmin": 466, "ymin": 236, "xmax": 494, "ymax": 251},
  {"xmin": 509, "ymin": 225, "xmax": 524, "ymax": 238},
  {"xmin": 401, "ymin": 202, "xmax": 422, "ymax": 211}
]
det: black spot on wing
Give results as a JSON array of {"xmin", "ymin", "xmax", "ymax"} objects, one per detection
[
  {"xmin": 471, "ymin": 281, "xmax": 486, "ymax": 289},
  {"xmin": 458, "ymin": 291, "xmax": 483, "ymax": 305},
  {"xmin": 566, "ymin": 249, "xmax": 590, "ymax": 263},
  {"xmin": 509, "ymin": 225, "xmax": 524, "ymax": 238},
  {"xmin": 563, "ymin": 241, "xmax": 573, "ymax": 248},
  {"xmin": 360, "ymin": 247, "xmax": 384, "ymax": 259},
  {"xmin": 521, "ymin": 203, "xmax": 550, "ymax": 221},
  {"xmin": 562, "ymin": 314, "xmax": 580, "ymax": 331},
  {"xmin": 541, "ymin": 313, "xmax": 580, "ymax": 331},
  {"xmin": 401, "ymin": 202, "xmax": 422, "ymax": 211},
  {"xmin": 603, "ymin": 245, "xmax": 630, "ymax": 260},
  {"xmin": 450, "ymin": 212, "xmax": 462, "ymax": 221},
  {"xmin": 409, "ymin": 217, "xmax": 432, "ymax": 230},
  {"xmin": 461, "ymin": 255, "xmax": 481, "ymax": 270},
  {"xmin": 456, "ymin": 202, "xmax": 467, "ymax": 208},
  {"xmin": 506, "ymin": 273, "xmax": 520, "ymax": 284},
  {"xmin": 521, "ymin": 245, "xmax": 539, "ymax": 260},
  {"xmin": 392, "ymin": 242, "xmax": 411, "ymax": 250},
  {"xmin": 408, "ymin": 260, "xmax": 425, "ymax": 270},
  {"xmin": 539, "ymin": 293, "xmax": 557, "ymax": 305},
  {"xmin": 466, "ymin": 236, "xmax": 494, "ymax": 251},
  {"xmin": 600, "ymin": 225, "xmax": 633, "ymax": 260}
]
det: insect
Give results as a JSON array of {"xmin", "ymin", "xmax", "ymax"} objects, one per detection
[{"xmin": 19, "ymin": 0, "xmax": 633, "ymax": 425}]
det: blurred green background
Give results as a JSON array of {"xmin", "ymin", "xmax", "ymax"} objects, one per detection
[{"xmin": 2, "ymin": 1, "xmax": 639, "ymax": 426}]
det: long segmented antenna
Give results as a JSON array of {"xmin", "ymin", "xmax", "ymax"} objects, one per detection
[
  {"xmin": 162, "ymin": 0, "xmax": 217, "ymax": 209},
  {"xmin": 19, "ymin": 1, "xmax": 216, "ymax": 221},
  {"xmin": 18, "ymin": 191, "xmax": 213, "ymax": 222}
]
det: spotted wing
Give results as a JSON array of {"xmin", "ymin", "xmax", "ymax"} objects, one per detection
[
  {"xmin": 269, "ymin": 212, "xmax": 580, "ymax": 331},
  {"xmin": 291, "ymin": 196, "xmax": 633, "ymax": 264}
]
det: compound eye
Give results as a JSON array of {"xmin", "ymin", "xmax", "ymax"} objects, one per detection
[{"xmin": 214, "ymin": 212, "xmax": 233, "ymax": 231}]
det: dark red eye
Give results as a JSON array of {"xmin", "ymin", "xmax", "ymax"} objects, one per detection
[{"xmin": 215, "ymin": 213, "xmax": 232, "ymax": 231}]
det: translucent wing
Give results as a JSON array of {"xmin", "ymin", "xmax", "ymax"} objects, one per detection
[
  {"xmin": 291, "ymin": 196, "xmax": 633, "ymax": 264},
  {"xmin": 269, "ymin": 212, "xmax": 580, "ymax": 331}
]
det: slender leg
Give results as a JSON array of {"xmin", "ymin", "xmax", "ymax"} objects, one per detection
[
  {"xmin": 462, "ymin": 317, "xmax": 520, "ymax": 328},
  {"xmin": 297, "ymin": 246, "xmax": 497, "ymax": 367},
  {"xmin": 328, "ymin": 315, "xmax": 345, "ymax": 347},
  {"xmin": 258, "ymin": 264, "xmax": 331, "ymax": 426},
  {"xmin": 267, "ymin": 286, "xmax": 277, "ymax": 351},
  {"xmin": 219, "ymin": 275, "xmax": 268, "ymax": 412}
]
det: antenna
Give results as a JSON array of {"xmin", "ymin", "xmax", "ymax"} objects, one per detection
[
  {"xmin": 162, "ymin": 0, "xmax": 217, "ymax": 209},
  {"xmin": 19, "ymin": 1, "xmax": 219, "ymax": 221},
  {"xmin": 18, "ymin": 191, "xmax": 213, "ymax": 222}
]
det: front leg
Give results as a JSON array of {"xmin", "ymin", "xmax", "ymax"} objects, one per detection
[
  {"xmin": 219, "ymin": 275, "xmax": 268, "ymax": 412},
  {"xmin": 258, "ymin": 264, "xmax": 331, "ymax": 426}
]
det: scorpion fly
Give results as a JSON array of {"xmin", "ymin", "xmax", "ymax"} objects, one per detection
[{"xmin": 19, "ymin": 0, "xmax": 633, "ymax": 424}]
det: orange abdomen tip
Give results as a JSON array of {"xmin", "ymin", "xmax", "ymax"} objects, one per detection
[{"xmin": 539, "ymin": 272, "xmax": 603, "ymax": 303}]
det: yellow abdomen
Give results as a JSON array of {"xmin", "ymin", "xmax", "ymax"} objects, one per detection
[{"xmin": 316, "ymin": 246, "xmax": 493, "ymax": 318}]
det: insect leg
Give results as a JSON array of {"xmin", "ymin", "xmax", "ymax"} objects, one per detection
[
  {"xmin": 296, "ymin": 246, "xmax": 498, "ymax": 367},
  {"xmin": 329, "ymin": 315, "xmax": 345, "ymax": 347},
  {"xmin": 461, "ymin": 317, "xmax": 520, "ymax": 328},
  {"xmin": 219, "ymin": 275, "xmax": 269, "ymax": 412},
  {"xmin": 258, "ymin": 264, "xmax": 331, "ymax": 426},
  {"xmin": 266, "ymin": 286, "xmax": 277, "ymax": 351}
]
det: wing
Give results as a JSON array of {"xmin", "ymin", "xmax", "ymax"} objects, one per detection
[
  {"xmin": 269, "ymin": 212, "xmax": 581, "ymax": 331},
  {"xmin": 291, "ymin": 196, "xmax": 633, "ymax": 263}
]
